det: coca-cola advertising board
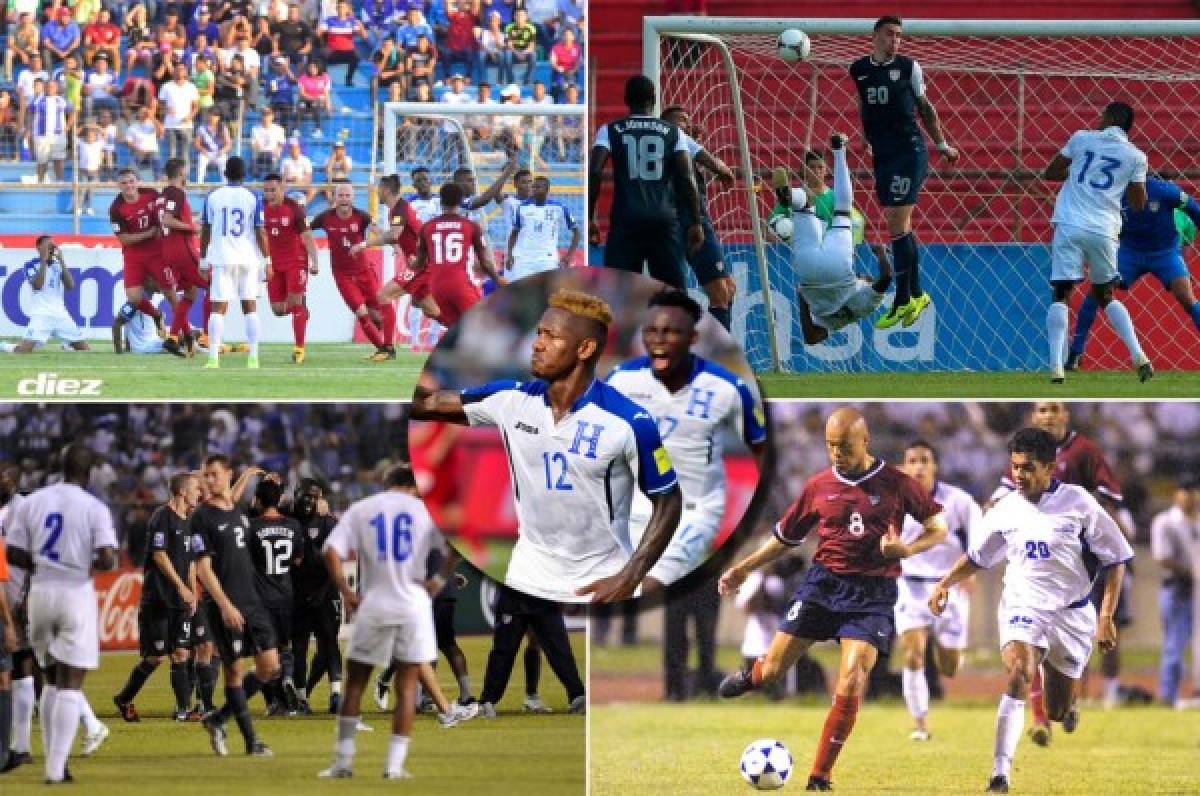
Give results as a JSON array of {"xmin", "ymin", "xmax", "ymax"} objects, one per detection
[{"xmin": 95, "ymin": 568, "xmax": 142, "ymax": 651}]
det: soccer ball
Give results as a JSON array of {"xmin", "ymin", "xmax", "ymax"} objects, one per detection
[
  {"xmin": 777, "ymin": 29, "xmax": 811, "ymax": 64},
  {"xmin": 739, "ymin": 739, "xmax": 793, "ymax": 790},
  {"xmin": 767, "ymin": 208, "xmax": 794, "ymax": 242}
]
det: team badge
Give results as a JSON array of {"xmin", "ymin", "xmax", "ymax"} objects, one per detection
[
  {"xmin": 281, "ymin": 217, "xmax": 290, "ymax": 226},
  {"xmin": 309, "ymin": 527, "xmax": 319, "ymax": 539},
  {"xmin": 501, "ymin": 614, "xmax": 513, "ymax": 624},
  {"xmin": 888, "ymin": 69, "xmax": 901, "ymax": 81},
  {"xmin": 233, "ymin": 639, "xmax": 243, "ymax": 655}
]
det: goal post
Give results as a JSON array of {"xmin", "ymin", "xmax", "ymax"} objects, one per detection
[{"xmin": 642, "ymin": 17, "xmax": 1200, "ymax": 374}]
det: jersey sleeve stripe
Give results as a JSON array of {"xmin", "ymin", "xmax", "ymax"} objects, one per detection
[{"xmin": 773, "ymin": 521, "xmax": 802, "ymax": 547}]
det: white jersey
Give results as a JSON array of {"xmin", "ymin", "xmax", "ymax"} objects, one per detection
[
  {"xmin": 605, "ymin": 355, "xmax": 766, "ymax": 516},
  {"xmin": 1052, "ymin": 126, "xmax": 1148, "ymax": 239},
  {"xmin": 7, "ymin": 482, "xmax": 117, "ymax": 586},
  {"xmin": 22, "ymin": 257, "xmax": 69, "ymax": 317},
  {"xmin": 461, "ymin": 378, "xmax": 678, "ymax": 601},
  {"xmin": 126, "ymin": 310, "xmax": 163, "ymax": 353},
  {"xmin": 324, "ymin": 490, "xmax": 444, "ymax": 623},
  {"xmin": 407, "ymin": 192, "xmax": 441, "ymax": 224},
  {"xmin": 901, "ymin": 481, "xmax": 982, "ymax": 579},
  {"xmin": 202, "ymin": 183, "xmax": 265, "ymax": 264},
  {"xmin": 969, "ymin": 481, "xmax": 1133, "ymax": 611},
  {"xmin": 512, "ymin": 199, "xmax": 576, "ymax": 263},
  {"xmin": 502, "ymin": 194, "xmax": 526, "ymax": 234}
]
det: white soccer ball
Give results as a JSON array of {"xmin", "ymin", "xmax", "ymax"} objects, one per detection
[
  {"xmin": 767, "ymin": 211, "xmax": 793, "ymax": 243},
  {"xmin": 777, "ymin": 29, "xmax": 811, "ymax": 64},
  {"xmin": 739, "ymin": 739, "xmax": 793, "ymax": 790}
]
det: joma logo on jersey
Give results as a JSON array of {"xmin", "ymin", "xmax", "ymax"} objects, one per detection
[
  {"xmin": 16, "ymin": 372, "xmax": 103, "ymax": 396},
  {"xmin": 514, "ymin": 421, "xmax": 539, "ymax": 435}
]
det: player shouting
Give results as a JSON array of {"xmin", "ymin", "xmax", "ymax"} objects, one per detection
[
  {"xmin": 261, "ymin": 174, "xmax": 320, "ymax": 364},
  {"xmin": 717, "ymin": 407, "xmax": 947, "ymax": 792}
]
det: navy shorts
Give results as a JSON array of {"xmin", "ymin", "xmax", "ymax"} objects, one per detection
[
  {"xmin": 872, "ymin": 146, "xmax": 928, "ymax": 207},
  {"xmin": 138, "ymin": 600, "xmax": 193, "ymax": 657},
  {"xmin": 779, "ymin": 562, "xmax": 898, "ymax": 655},
  {"xmin": 605, "ymin": 217, "xmax": 687, "ymax": 289},
  {"xmin": 682, "ymin": 217, "xmax": 726, "ymax": 286},
  {"xmin": 205, "ymin": 598, "xmax": 277, "ymax": 661}
]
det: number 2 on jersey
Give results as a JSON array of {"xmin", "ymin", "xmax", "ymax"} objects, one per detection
[
  {"xmin": 38, "ymin": 512, "xmax": 64, "ymax": 562},
  {"xmin": 371, "ymin": 512, "xmax": 413, "ymax": 562}
]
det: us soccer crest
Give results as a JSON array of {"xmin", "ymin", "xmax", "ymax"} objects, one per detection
[
  {"xmin": 281, "ymin": 216, "xmax": 290, "ymax": 226},
  {"xmin": 351, "ymin": 223, "xmax": 359, "ymax": 233},
  {"xmin": 868, "ymin": 494, "xmax": 881, "ymax": 506},
  {"xmin": 889, "ymin": 69, "xmax": 901, "ymax": 81},
  {"xmin": 309, "ymin": 527, "xmax": 319, "ymax": 539}
]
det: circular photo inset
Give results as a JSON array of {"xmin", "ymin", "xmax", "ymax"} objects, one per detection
[{"xmin": 409, "ymin": 268, "xmax": 768, "ymax": 603}]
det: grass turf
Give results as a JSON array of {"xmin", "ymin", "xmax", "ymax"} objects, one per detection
[
  {"xmin": 0, "ymin": 344, "xmax": 426, "ymax": 400},
  {"xmin": 2, "ymin": 633, "xmax": 584, "ymax": 794},
  {"xmin": 591, "ymin": 701, "xmax": 1200, "ymax": 794},
  {"xmin": 758, "ymin": 370, "xmax": 1200, "ymax": 399}
]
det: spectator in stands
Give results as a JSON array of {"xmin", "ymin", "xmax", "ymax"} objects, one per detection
[
  {"xmin": 556, "ymin": 0, "xmax": 584, "ymax": 39},
  {"xmin": 252, "ymin": 106, "xmax": 287, "ymax": 177},
  {"xmin": 234, "ymin": 27, "xmax": 263, "ymax": 86},
  {"xmin": 124, "ymin": 16, "xmax": 158, "ymax": 76},
  {"xmin": 192, "ymin": 54, "xmax": 217, "ymax": 112},
  {"xmin": 318, "ymin": 0, "xmax": 365, "ymax": 87},
  {"xmin": 125, "ymin": 103, "xmax": 163, "ymax": 178},
  {"xmin": 465, "ymin": 79, "xmax": 495, "ymax": 141},
  {"xmin": 29, "ymin": 77, "xmax": 72, "ymax": 182},
  {"xmin": 406, "ymin": 33, "xmax": 437, "ymax": 98},
  {"xmin": 281, "ymin": 136, "xmax": 316, "ymax": 205},
  {"xmin": 83, "ymin": 54, "xmax": 120, "ymax": 121},
  {"xmin": 0, "ymin": 91, "xmax": 20, "ymax": 162},
  {"xmin": 549, "ymin": 27, "xmax": 579, "ymax": 100},
  {"xmin": 360, "ymin": 0, "xmax": 402, "ymax": 51},
  {"xmin": 253, "ymin": 15, "xmax": 280, "ymax": 60},
  {"xmin": 441, "ymin": 0, "xmax": 481, "ymax": 82},
  {"xmin": 159, "ymin": 63, "xmax": 200, "ymax": 167},
  {"xmin": 274, "ymin": 3, "xmax": 316, "ymax": 67},
  {"xmin": 480, "ymin": 0, "xmax": 514, "ymax": 26},
  {"xmin": 504, "ymin": 7, "xmax": 536, "ymax": 85},
  {"xmin": 480, "ymin": 11, "xmax": 510, "ymax": 85},
  {"xmin": 16, "ymin": 54, "xmax": 49, "ymax": 112},
  {"xmin": 297, "ymin": 59, "xmax": 332, "ymax": 136},
  {"xmin": 494, "ymin": 81, "xmax": 522, "ymax": 143},
  {"xmin": 57, "ymin": 54, "xmax": 85, "ymax": 115},
  {"xmin": 157, "ymin": 8, "xmax": 188, "ymax": 52},
  {"xmin": 551, "ymin": 81, "xmax": 581, "ymax": 160},
  {"xmin": 41, "ymin": 8, "xmax": 81, "ymax": 71},
  {"xmin": 186, "ymin": 33, "xmax": 218, "ymax": 73},
  {"xmin": 264, "ymin": 55, "xmax": 298, "ymax": 130},
  {"xmin": 396, "ymin": 6, "xmax": 434, "ymax": 52},
  {"xmin": 77, "ymin": 123, "xmax": 104, "ymax": 214},
  {"xmin": 523, "ymin": 0, "xmax": 558, "ymax": 53},
  {"xmin": 322, "ymin": 138, "xmax": 352, "ymax": 202},
  {"xmin": 120, "ymin": 73, "xmax": 158, "ymax": 118},
  {"xmin": 214, "ymin": 52, "xmax": 251, "ymax": 120},
  {"xmin": 194, "ymin": 109, "xmax": 232, "ymax": 182},
  {"xmin": 188, "ymin": 5, "xmax": 221, "ymax": 44},
  {"xmin": 221, "ymin": 10, "xmax": 254, "ymax": 47},
  {"xmin": 82, "ymin": 8, "xmax": 122, "ymax": 71},
  {"xmin": 152, "ymin": 39, "xmax": 183, "ymax": 86},
  {"xmin": 372, "ymin": 36, "xmax": 406, "ymax": 104},
  {"xmin": 97, "ymin": 107, "xmax": 118, "ymax": 178},
  {"xmin": 442, "ymin": 72, "xmax": 471, "ymax": 104},
  {"xmin": 123, "ymin": 2, "xmax": 152, "ymax": 46},
  {"xmin": 6, "ymin": 13, "xmax": 40, "ymax": 83}
]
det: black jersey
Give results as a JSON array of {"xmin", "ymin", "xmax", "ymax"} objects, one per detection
[
  {"xmin": 849, "ymin": 55, "xmax": 925, "ymax": 153},
  {"xmin": 601, "ymin": 114, "xmax": 688, "ymax": 225},
  {"xmin": 247, "ymin": 513, "xmax": 301, "ymax": 603},
  {"xmin": 142, "ymin": 504, "xmax": 194, "ymax": 609},
  {"xmin": 289, "ymin": 511, "xmax": 338, "ymax": 606},
  {"xmin": 190, "ymin": 502, "xmax": 261, "ymax": 609}
]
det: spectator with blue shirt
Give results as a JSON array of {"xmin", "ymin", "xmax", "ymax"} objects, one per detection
[
  {"xmin": 319, "ymin": 0, "xmax": 365, "ymax": 86},
  {"xmin": 359, "ymin": 0, "xmax": 402, "ymax": 50},
  {"xmin": 187, "ymin": 5, "xmax": 220, "ymax": 44},
  {"xmin": 41, "ymin": 8, "xmax": 81, "ymax": 71},
  {"xmin": 1068, "ymin": 176, "xmax": 1200, "ymax": 369},
  {"xmin": 264, "ymin": 55, "xmax": 299, "ymax": 130},
  {"xmin": 396, "ymin": 6, "xmax": 434, "ymax": 52},
  {"xmin": 28, "ymin": 78, "xmax": 73, "ymax": 183}
]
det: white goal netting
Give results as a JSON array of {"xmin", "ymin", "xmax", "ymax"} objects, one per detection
[{"xmin": 648, "ymin": 18, "xmax": 1200, "ymax": 373}]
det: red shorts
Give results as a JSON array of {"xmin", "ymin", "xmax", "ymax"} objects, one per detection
[
  {"xmin": 164, "ymin": 249, "xmax": 206, "ymax": 291},
  {"xmin": 267, "ymin": 264, "xmax": 309, "ymax": 304},
  {"xmin": 391, "ymin": 265, "xmax": 431, "ymax": 302},
  {"xmin": 333, "ymin": 268, "xmax": 382, "ymax": 312},
  {"xmin": 122, "ymin": 256, "xmax": 154, "ymax": 290},
  {"xmin": 430, "ymin": 274, "xmax": 482, "ymax": 327}
]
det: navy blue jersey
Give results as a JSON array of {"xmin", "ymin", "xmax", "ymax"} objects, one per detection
[
  {"xmin": 849, "ymin": 55, "xmax": 925, "ymax": 154},
  {"xmin": 594, "ymin": 115, "xmax": 689, "ymax": 225},
  {"xmin": 1120, "ymin": 177, "xmax": 1200, "ymax": 253}
]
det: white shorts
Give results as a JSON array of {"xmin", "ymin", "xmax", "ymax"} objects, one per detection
[
  {"xmin": 894, "ymin": 577, "xmax": 970, "ymax": 650},
  {"xmin": 34, "ymin": 134, "xmax": 67, "ymax": 163},
  {"xmin": 24, "ymin": 311, "xmax": 84, "ymax": 345},
  {"xmin": 130, "ymin": 337, "xmax": 165, "ymax": 354},
  {"xmin": 1051, "ymin": 224, "xmax": 1119, "ymax": 286},
  {"xmin": 27, "ymin": 581, "xmax": 100, "ymax": 670},
  {"xmin": 209, "ymin": 263, "xmax": 261, "ymax": 302},
  {"xmin": 508, "ymin": 254, "xmax": 559, "ymax": 282},
  {"xmin": 997, "ymin": 597, "xmax": 1096, "ymax": 680},
  {"xmin": 634, "ymin": 507, "xmax": 720, "ymax": 587},
  {"xmin": 346, "ymin": 611, "xmax": 437, "ymax": 667}
]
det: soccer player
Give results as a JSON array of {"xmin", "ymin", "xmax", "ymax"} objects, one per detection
[
  {"xmin": 5, "ymin": 445, "xmax": 117, "ymax": 784},
  {"xmin": 199, "ymin": 156, "xmax": 271, "ymax": 369},
  {"xmin": 775, "ymin": 134, "xmax": 893, "ymax": 344},
  {"xmin": 661, "ymin": 105, "xmax": 737, "ymax": 331},
  {"xmin": 1067, "ymin": 176, "xmax": 1200, "ymax": 368},
  {"xmin": 413, "ymin": 183, "xmax": 505, "ymax": 328},
  {"xmin": 850, "ymin": 15, "xmax": 958, "ymax": 329},
  {"xmin": 0, "ymin": 466, "xmax": 36, "ymax": 773},
  {"xmin": 0, "ymin": 480, "xmax": 16, "ymax": 772},
  {"xmin": 589, "ymin": 75, "xmax": 704, "ymax": 287},
  {"xmin": 111, "ymin": 275, "xmax": 179, "ymax": 355},
  {"xmin": 310, "ymin": 181, "xmax": 395, "ymax": 361},
  {"xmin": 505, "ymin": 175, "xmax": 581, "ymax": 281},
  {"xmin": 605, "ymin": 289, "xmax": 767, "ymax": 593},
  {"xmin": 4, "ymin": 236, "xmax": 90, "ymax": 353},
  {"xmin": 928, "ymin": 427, "xmax": 1133, "ymax": 794},
  {"xmin": 191, "ymin": 454, "xmax": 279, "ymax": 757},
  {"xmin": 288, "ymin": 479, "xmax": 343, "ymax": 714},
  {"xmin": 502, "ymin": 168, "xmax": 535, "ymax": 242},
  {"xmin": 247, "ymin": 477, "xmax": 303, "ymax": 714},
  {"xmin": 318, "ymin": 464, "xmax": 448, "ymax": 780},
  {"xmin": 893, "ymin": 440, "xmax": 982, "ymax": 741},
  {"xmin": 113, "ymin": 472, "xmax": 202, "ymax": 723},
  {"xmin": 716, "ymin": 407, "xmax": 948, "ymax": 792},
  {"xmin": 410, "ymin": 289, "xmax": 684, "ymax": 603},
  {"xmin": 261, "ymin": 174, "xmax": 320, "ymax": 364},
  {"xmin": 110, "ymin": 168, "xmax": 167, "ymax": 333},
  {"xmin": 158, "ymin": 157, "xmax": 207, "ymax": 355},
  {"xmin": 407, "ymin": 167, "xmax": 441, "ymax": 223},
  {"xmin": 1043, "ymin": 101, "xmax": 1151, "ymax": 383}
]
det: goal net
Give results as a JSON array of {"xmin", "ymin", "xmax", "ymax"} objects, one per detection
[{"xmin": 645, "ymin": 18, "xmax": 1200, "ymax": 373}]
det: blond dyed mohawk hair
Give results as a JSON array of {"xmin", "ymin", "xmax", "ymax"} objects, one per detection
[{"xmin": 548, "ymin": 289, "xmax": 613, "ymax": 328}]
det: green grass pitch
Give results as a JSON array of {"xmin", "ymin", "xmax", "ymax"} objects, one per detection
[
  {"xmin": 2, "ymin": 633, "xmax": 584, "ymax": 794},
  {"xmin": 758, "ymin": 370, "xmax": 1200, "ymax": 399},
  {"xmin": 0, "ymin": 344, "xmax": 426, "ymax": 400},
  {"xmin": 591, "ymin": 701, "xmax": 1200, "ymax": 794}
]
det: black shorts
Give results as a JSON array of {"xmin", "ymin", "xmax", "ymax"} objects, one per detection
[
  {"xmin": 0, "ymin": 621, "xmax": 11, "ymax": 673},
  {"xmin": 139, "ymin": 600, "xmax": 193, "ymax": 657},
  {"xmin": 604, "ymin": 217, "xmax": 687, "ymax": 288},
  {"xmin": 205, "ymin": 598, "xmax": 277, "ymax": 661},
  {"xmin": 434, "ymin": 598, "xmax": 457, "ymax": 650},
  {"xmin": 871, "ymin": 146, "xmax": 928, "ymax": 207},
  {"xmin": 190, "ymin": 604, "xmax": 212, "ymax": 647},
  {"xmin": 263, "ymin": 597, "xmax": 294, "ymax": 647},
  {"xmin": 682, "ymin": 217, "xmax": 726, "ymax": 286}
]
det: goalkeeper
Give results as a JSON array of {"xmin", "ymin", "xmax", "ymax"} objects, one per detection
[
  {"xmin": 774, "ymin": 134, "xmax": 892, "ymax": 344},
  {"xmin": 1067, "ymin": 176, "xmax": 1200, "ymax": 369}
]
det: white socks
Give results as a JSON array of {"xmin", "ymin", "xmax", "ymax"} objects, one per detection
[
  {"xmin": 1104, "ymin": 299, "xmax": 1146, "ymax": 365},
  {"xmin": 12, "ymin": 676, "xmax": 34, "ymax": 753},
  {"xmin": 1046, "ymin": 302, "xmax": 1069, "ymax": 371},
  {"xmin": 78, "ymin": 695, "xmax": 103, "ymax": 735},
  {"xmin": 39, "ymin": 685, "xmax": 57, "ymax": 766},
  {"xmin": 832, "ymin": 145, "xmax": 853, "ymax": 213},
  {"xmin": 208, "ymin": 313, "xmax": 225, "ymax": 359},
  {"xmin": 386, "ymin": 734, "xmax": 411, "ymax": 776},
  {"xmin": 47, "ymin": 688, "xmax": 81, "ymax": 782},
  {"xmin": 245, "ymin": 312, "xmax": 260, "ymax": 356},
  {"xmin": 993, "ymin": 693, "xmax": 1025, "ymax": 779},
  {"xmin": 902, "ymin": 667, "xmax": 929, "ymax": 720},
  {"xmin": 334, "ymin": 715, "xmax": 358, "ymax": 769}
]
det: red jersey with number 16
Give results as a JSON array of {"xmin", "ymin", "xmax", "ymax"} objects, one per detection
[
  {"xmin": 263, "ymin": 198, "xmax": 310, "ymax": 271},
  {"xmin": 421, "ymin": 213, "xmax": 481, "ymax": 277},
  {"xmin": 110, "ymin": 187, "xmax": 162, "ymax": 263},
  {"xmin": 311, "ymin": 207, "xmax": 372, "ymax": 274}
]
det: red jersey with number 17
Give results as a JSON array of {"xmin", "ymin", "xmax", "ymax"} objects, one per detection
[
  {"xmin": 110, "ymin": 187, "xmax": 162, "ymax": 263},
  {"xmin": 158, "ymin": 185, "xmax": 199, "ymax": 263},
  {"xmin": 263, "ymin": 198, "xmax": 310, "ymax": 270},
  {"xmin": 311, "ymin": 207, "xmax": 372, "ymax": 275},
  {"xmin": 421, "ymin": 213, "xmax": 481, "ymax": 277}
]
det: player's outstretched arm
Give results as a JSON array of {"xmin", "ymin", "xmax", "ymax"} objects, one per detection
[
  {"xmin": 915, "ymin": 96, "xmax": 958, "ymax": 161},
  {"xmin": 472, "ymin": 223, "xmax": 503, "ymax": 284},
  {"xmin": 1125, "ymin": 180, "xmax": 1148, "ymax": 213},
  {"xmin": 1043, "ymin": 153, "xmax": 1071, "ymax": 182},
  {"xmin": 92, "ymin": 546, "xmax": 117, "ymax": 573},
  {"xmin": 409, "ymin": 385, "xmax": 469, "ymax": 424},
  {"xmin": 718, "ymin": 535, "xmax": 791, "ymax": 597},
  {"xmin": 927, "ymin": 553, "xmax": 982, "ymax": 616},
  {"xmin": 673, "ymin": 149, "xmax": 705, "ymax": 253},
  {"xmin": 898, "ymin": 513, "xmax": 949, "ymax": 558},
  {"xmin": 576, "ymin": 483, "xmax": 683, "ymax": 603},
  {"xmin": 696, "ymin": 149, "xmax": 735, "ymax": 185},
  {"xmin": 231, "ymin": 465, "xmax": 265, "ymax": 504},
  {"xmin": 1096, "ymin": 562, "xmax": 1126, "ymax": 651},
  {"xmin": 564, "ymin": 221, "xmax": 581, "ymax": 267},
  {"xmin": 470, "ymin": 155, "xmax": 520, "ymax": 210}
]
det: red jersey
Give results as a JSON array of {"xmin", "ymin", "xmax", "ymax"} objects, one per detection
[
  {"xmin": 389, "ymin": 198, "xmax": 421, "ymax": 261},
  {"xmin": 421, "ymin": 213, "xmax": 481, "ymax": 276},
  {"xmin": 311, "ymin": 207, "xmax": 372, "ymax": 274},
  {"xmin": 263, "ymin": 198, "xmax": 310, "ymax": 270},
  {"xmin": 110, "ymin": 187, "xmax": 161, "ymax": 262},
  {"xmin": 158, "ymin": 185, "xmax": 198, "ymax": 262},
  {"xmin": 1002, "ymin": 430, "xmax": 1122, "ymax": 503},
  {"xmin": 774, "ymin": 461, "xmax": 942, "ymax": 578}
]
